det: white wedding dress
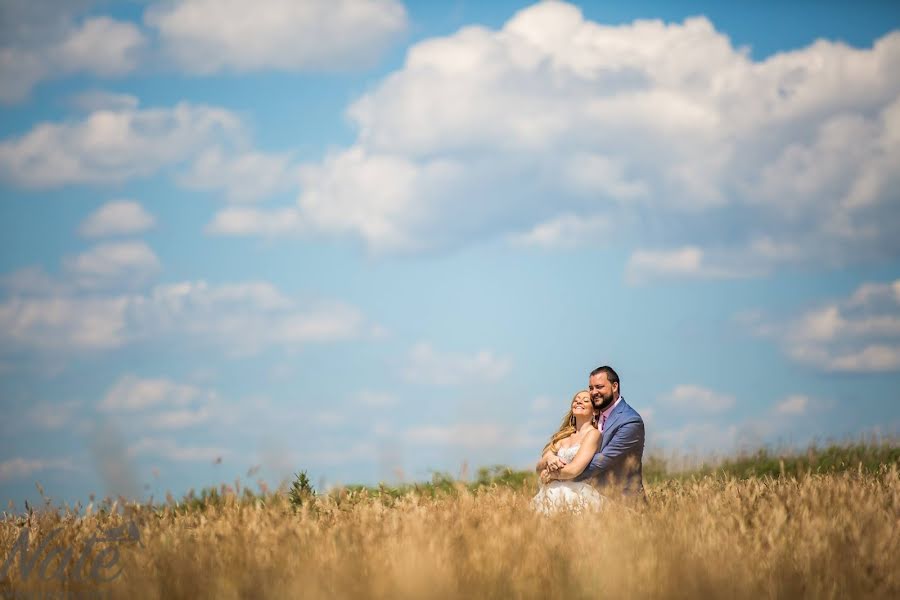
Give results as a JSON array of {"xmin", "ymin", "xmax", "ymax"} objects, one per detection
[{"xmin": 531, "ymin": 444, "xmax": 605, "ymax": 515}]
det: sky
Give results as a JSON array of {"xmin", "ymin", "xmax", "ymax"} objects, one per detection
[{"xmin": 1, "ymin": 0, "xmax": 899, "ymax": 510}]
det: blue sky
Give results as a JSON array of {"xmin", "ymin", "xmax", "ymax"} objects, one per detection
[{"xmin": 1, "ymin": 0, "xmax": 898, "ymax": 509}]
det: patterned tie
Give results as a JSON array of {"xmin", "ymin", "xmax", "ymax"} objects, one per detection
[{"xmin": 600, "ymin": 413, "xmax": 608, "ymax": 434}]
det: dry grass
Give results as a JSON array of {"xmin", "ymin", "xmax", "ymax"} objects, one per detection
[{"xmin": 2, "ymin": 464, "xmax": 898, "ymax": 599}]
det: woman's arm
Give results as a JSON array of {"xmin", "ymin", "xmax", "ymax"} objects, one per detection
[{"xmin": 549, "ymin": 429, "xmax": 601, "ymax": 480}]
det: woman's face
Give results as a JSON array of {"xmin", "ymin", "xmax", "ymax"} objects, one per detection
[{"xmin": 571, "ymin": 391, "xmax": 594, "ymax": 421}]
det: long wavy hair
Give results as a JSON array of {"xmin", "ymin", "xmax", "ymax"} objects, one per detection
[{"xmin": 541, "ymin": 390, "xmax": 592, "ymax": 455}]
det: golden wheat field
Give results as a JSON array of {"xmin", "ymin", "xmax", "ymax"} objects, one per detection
[{"xmin": 2, "ymin": 463, "xmax": 899, "ymax": 600}]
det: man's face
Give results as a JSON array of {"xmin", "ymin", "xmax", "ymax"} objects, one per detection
[{"xmin": 589, "ymin": 372, "xmax": 618, "ymax": 409}]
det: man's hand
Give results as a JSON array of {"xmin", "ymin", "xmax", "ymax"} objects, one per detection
[{"xmin": 539, "ymin": 468, "xmax": 555, "ymax": 484}]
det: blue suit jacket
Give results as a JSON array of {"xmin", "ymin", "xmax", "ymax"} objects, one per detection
[{"xmin": 574, "ymin": 397, "xmax": 645, "ymax": 496}]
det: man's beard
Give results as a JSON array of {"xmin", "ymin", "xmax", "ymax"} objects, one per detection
[{"xmin": 593, "ymin": 392, "xmax": 615, "ymax": 412}]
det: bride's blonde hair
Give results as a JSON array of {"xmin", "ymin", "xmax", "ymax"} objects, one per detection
[{"xmin": 541, "ymin": 390, "xmax": 591, "ymax": 455}]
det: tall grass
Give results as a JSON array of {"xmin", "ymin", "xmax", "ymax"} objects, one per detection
[{"xmin": 1, "ymin": 444, "xmax": 898, "ymax": 599}]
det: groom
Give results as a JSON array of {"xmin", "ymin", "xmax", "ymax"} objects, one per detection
[{"xmin": 553, "ymin": 365, "xmax": 646, "ymax": 498}]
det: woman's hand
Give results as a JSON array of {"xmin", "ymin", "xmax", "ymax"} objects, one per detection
[
  {"xmin": 545, "ymin": 455, "xmax": 568, "ymax": 472},
  {"xmin": 539, "ymin": 468, "xmax": 555, "ymax": 485}
]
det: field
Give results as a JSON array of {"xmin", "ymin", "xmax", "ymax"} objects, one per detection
[{"xmin": 1, "ymin": 443, "xmax": 898, "ymax": 599}]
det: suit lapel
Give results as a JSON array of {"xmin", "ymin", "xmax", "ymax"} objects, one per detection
[{"xmin": 600, "ymin": 398, "xmax": 627, "ymax": 450}]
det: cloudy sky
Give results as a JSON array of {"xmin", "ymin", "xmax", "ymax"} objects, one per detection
[{"xmin": 1, "ymin": 0, "xmax": 898, "ymax": 508}]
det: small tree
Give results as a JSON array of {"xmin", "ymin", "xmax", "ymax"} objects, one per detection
[{"xmin": 288, "ymin": 470, "xmax": 315, "ymax": 511}]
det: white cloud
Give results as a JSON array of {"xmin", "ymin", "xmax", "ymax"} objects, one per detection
[
  {"xmin": 16, "ymin": 238, "xmax": 165, "ymax": 296},
  {"xmin": 774, "ymin": 394, "xmax": 810, "ymax": 416},
  {"xmin": 0, "ymin": 100, "xmax": 243, "ymax": 187},
  {"xmin": 848, "ymin": 280, "xmax": 900, "ymax": 307},
  {"xmin": 127, "ymin": 437, "xmax": 227, "ymax": 462},
  {"xmin": 661, "ymin": 384, "xmax": 735, "ymax": 413},
  {"xmin": 358, "ymin": 390, "xmax": 398, "ymax": 408},
  {"xmin": 142, "ymin": 408, "xmax": 213, "ymax": 429},
  {"xmin": 63, "ymin": 241, "xmax": 162, "ymax": 289},
  {"xmin": 98, "ymin": 374, "xmax": 217, "ymax": 430},
  {"xmin": 404, "ymin": 423, "xmax": 536, "ymax": 449},
  {"xmin": 402, "ymin": 342, "xmax": 513, "ymax": 386},
  {"xmin": 25, "ymin": 400, "xmax": 82, "ymax": 430},
  {"xmin": 205, "ymin": 206, "xmax": 304, "ymax": 237},
  {"xmin": 625, "ymin": 246, "xmax": 762, "ymax": 284},
  {"xmin": 0, "ymin": 294, "xmax": 131, "ymax": 350},
  {"xmin": 297, "ymin": 441, "xmax": 377, "ymax": 466},
  {"xmin": 79, "ymin": 200, "xmax": 156, "ymax": 238},
  {"xmin": 4, "ymin": 227, "xmax": 374, "ymax": 363},
  {"xmin": 747, "ymin": 278, "xmax": 900, "ymax": 373},
  {"xmin": 0, "ymin": 275, "xmax": 372, "ymax": 357},
  {"xmin": 55, "ymin": 16, "xmax": 145, "ymax": 75},
  {"xmin": 655, "ymin": 422, "xmax": 740, "ymax": 454},
  {"xmin": 0, "ymin": 457, "xmax": 76, "ymax": 482},
  {"xmin": 825, "ymin": 346, "xmax": 900, "ymax": 373},
  {"xmin": 0, "ymin": 99, "xmax": 303, "ymax": 206},
  {"xmin": 218, "ymin": 2, "xmax": 900, "ymax": 274},
  {"xmin": 313, "ymin": 411, "xmax": 343, "ymax": 426},
  {"xmin": 145, "ymin": 0, "xmax": 407, "ymax": 74},
  {"xmin": 180, "ymin": 147, "xmax": 301, "ymax": 203},
  {"xmin": 0, "ymin": 11, "xmax": 145, "ymax": 104},
  {"xmin": 100, "ymin": 374, "xmax": 207, "ymax": 411},
  {"xmin": 1, "ymin": 266, "xmax": 69, "ymax": 297},
  {"xmin": 530, "ymin": 395, "xmax": 556, "ymax": 413},
  {"xmin": 508, "ymin": 213, "xmax": 613, "ymax": 249},
  {"xmin": 70, "ymin": 90, "xmax": 140, "ymax": 112},
  {"xmin": 1, "ymin": 0, "xmax": 408, "ymax": 103}
]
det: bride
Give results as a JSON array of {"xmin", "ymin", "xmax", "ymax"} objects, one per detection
[{"xmin": 531, "ymin": 390, "xmax": 605, "ymax": 514}]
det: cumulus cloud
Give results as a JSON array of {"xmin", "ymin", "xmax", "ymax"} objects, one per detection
[
  {"xmin": 180, "ymin": 147, "xmax": 300, "ymax": 203},
  {"xmin": 774, "ymin": 394, "xmax": 810, "ymax": 416},
  {"xmin": 652, "ymin": 390, "xmax": 835, "ymax": 455},
  {"xmin": 0, "ymin": 456, "xmax": 76, "ymax": 482},
  {"xmin": 145, "ymin": 0, "xmax": 407, "ymax": 74},
  {"xmin": 127, "ymin": 437, "xmax": 227, "ymax": 462},
  {"xmin": 655, "ymin": 422, "xmax": 741, "ymax": 454},
  {"xmin": 63, "ymin": 241, "xmax": 162, "ymax": 289},
  {"xmin": 660, "ymin": 384, "xmax": 736, "ymax": 413},
  {"xmin": 0, "ymin": 249, "xmax": 374, "ymax": 358},
  {"xmin": 99, "ymin": 374, "xmax": 218, "ymax": 430},
  {"xmin": 69, "ymin": 89, "xmax": 141, "ymax": 112},
  {"xmin": 404, "ymin": 423, "xmax": 537, "ymax": 449},
  {"xmin": 1, "ymin": 0, "xmax": 407, "ymax": 103},
  {"xmin": 508, "ymin": 213, "xmax": 613, "ymax": 249},
  {"xmin": 205, "ymin": 207, "xmax": 304, "ymax": 237},
  {"xmin": 0, "ymin": 98, "xmax": 304, "ymax": 205},
  {"xmin": 358, "ymin": 390, "xmax": 398, "ymax": 408},
  {"xmin": 2, "ymin": 239, "xmax": 161, "ymax": 295},
  {"xmin": 101, "ymin": 374, "xmax": 209, "ymax": 411},
  {"xmin": 402, "ymin": 342, "xmax": 513, "ymax": 386},
  {"xmin": 0, "ymin": 1, "xmax": 145, "ymax": 103},
  {"xmin": 625, "ymin": 246, "xmax": 763, "ymax": 284},
  {"xmin": 530, "ymin": 395, "xmax": 557, "ymax": 413},
  {"xmin": 0, "ymin": 100, "xmax": 243, "ymax": 187},
  {"xmin": 79, "ymin": 200, "xmax": 156, "ymax": 238},
  {"xmin": 745, "ymin": 279, "xmax": 900, "ymax": 373},
  {"xmin": 24, "ymin": 400, "xmax": 82, "ymax": 431},
  {"xmin": 0, "ymin": 280, "xmax": 370, "ymax": 357},
  {"xmin": 210, "ymin": 1, "xmax": 900, "ymax": 275}
]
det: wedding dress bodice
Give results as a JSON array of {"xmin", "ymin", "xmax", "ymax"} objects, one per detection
[
  {"xmin": 556, "ymin": 444, "xmax": 580, "ymax": 462},
  {"xmin": 532, "ymin": 443, "xmax": 604, "ymax": 514}
]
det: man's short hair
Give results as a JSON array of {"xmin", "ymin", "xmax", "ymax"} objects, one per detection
[{"xmin": 589, "ymin": 365, "xmax": 620, "ymax": 390}]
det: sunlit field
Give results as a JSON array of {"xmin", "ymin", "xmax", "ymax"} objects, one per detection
[{"xmin": 2, "ymin": 443, "xmax": 898, "ymax": 599}]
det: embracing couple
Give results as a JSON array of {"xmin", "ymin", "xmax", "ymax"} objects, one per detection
[{"xmin": 531, "ymin": 365, "xmax": 645, "ymax": 514}]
